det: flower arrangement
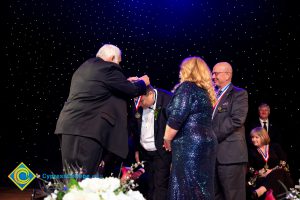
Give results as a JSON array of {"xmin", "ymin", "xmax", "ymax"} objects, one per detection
[{"xmin": 38, "ymin": 162, "xmax": 146, "ymax": 200}]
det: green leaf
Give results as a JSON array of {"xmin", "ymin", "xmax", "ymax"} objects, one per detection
[
  {"xmin": 67, "ymin": 178, "xmax": 83, "ymax": 190},
  {"xmin": 57, "ymin": 191, "xmax": 65, "ymax": 200}
]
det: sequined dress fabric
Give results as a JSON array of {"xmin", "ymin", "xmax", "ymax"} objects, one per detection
[{"xmin": 167, "ymin": 82, "xmax": 217, "ymax": 200}]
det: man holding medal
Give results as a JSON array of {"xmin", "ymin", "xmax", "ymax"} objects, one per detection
[
  {"xmin": 55, "ymin": 44, "xmax": 150, "ymax": 176},
  {"xmin": 212, "ymin": 62, "xmax": 249, "ymax": 200},
  {"xmin": 133, "ymin": 85, "xmax": 172, "ymax": 200}
]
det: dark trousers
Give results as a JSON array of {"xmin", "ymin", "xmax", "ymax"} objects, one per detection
[
  {"xmin": 60, "ymin": 134, "xmax": 103, "ymax": 176},
  {"xmin": 140, "ymin": 149, "xmax": 171, "ymax": 200},
  {"xmin": 215, "ymin": 163, "xmax": 247, "ymax": 200}
]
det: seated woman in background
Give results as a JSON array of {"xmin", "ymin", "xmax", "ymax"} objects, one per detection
[{"xmin": 248, "ymin": 127, "xmax": 293, "ymax": 199}]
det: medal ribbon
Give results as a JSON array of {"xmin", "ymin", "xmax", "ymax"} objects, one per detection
[
  {"xmin": 135, "ymin": 96, "xmax": 142, "ymax": 111},
  {"xmin": 257, "ymin": 145, "xmax": 269, "ymax": 163},
  {"xmin": 213, "ymin": 90, "xmax": 227, "ymax": 109},
  {"xmin": 212, "ymin": 84, "xmax": 231, "ymax": 118}
]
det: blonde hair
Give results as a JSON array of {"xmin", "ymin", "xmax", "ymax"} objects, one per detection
[
  {"xmin": 179, "ymin": 57, "xmax": 217, "ymax": 105},
  {"xmin": 250, "ymin": 127, "xmax": 270, "ymax": 145}
]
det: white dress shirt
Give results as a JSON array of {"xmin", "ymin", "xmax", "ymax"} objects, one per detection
[
  {"xmin": 259, "ymin": 118, "xmax": 269, "ymax": 132},
  {"xmin": 140, "ymin": 89, "xmax": 157, "ymax": 151}
]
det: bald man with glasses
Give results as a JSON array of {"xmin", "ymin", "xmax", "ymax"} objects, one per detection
[{"xmin": 212, "ymin": 62, "xmax": 249, "ymax": 200}]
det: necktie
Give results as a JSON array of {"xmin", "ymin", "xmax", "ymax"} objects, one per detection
[
  {"xmin": 263, "ymin": 122, "xmax": 268, "ymax": 131},
  {"xmin": 216, "ymin": 90, "xmax": 222, "ymax": 98}
]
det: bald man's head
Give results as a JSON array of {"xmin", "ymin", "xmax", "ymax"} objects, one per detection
[
  {"xmin": 215, "ymin": 62, "xmax": 232, "ymax": 73},
  {"xmin": 212, "ymin": 62, "xmax": 233, "ymax": 89}
]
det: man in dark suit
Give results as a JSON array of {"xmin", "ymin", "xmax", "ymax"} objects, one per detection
[
  {"xmin": 248, "ymin": 103, "xmax": 282, "ymax": 144},
  {"xmin": 55, "ymin": 44, "xmax": 150, "ymax": 176},
  {"xmin": 133, "ymin": 85, "xmax": 172, "ymax": 200},
  {"xmin": 212, "ymin": 62, "xmax": 248, "ymax": 200}
]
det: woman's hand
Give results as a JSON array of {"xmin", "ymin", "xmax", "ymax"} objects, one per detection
[
  {"xmin": 163, "ymin": 139, "xmax": 172, "ymax": 151},
  {"xmin": 258, "ymin": 168, "xmax": 272, "ymax": 177},
  {"xmin": 163, "ymin": 125, "xmax": 178, "ymax": 151},
  {"xmin": 261, "ymin": 169, "xmax": 272, "ymax": 177}
]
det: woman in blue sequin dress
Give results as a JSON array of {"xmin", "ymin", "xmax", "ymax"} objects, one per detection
[{"xmin": 163, "ymin": 57, "xmax": 217, "ymax": 200}]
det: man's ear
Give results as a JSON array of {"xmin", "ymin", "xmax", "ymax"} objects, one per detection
[
  {"xmin": 103, "ymin": 55, "xmax": 114, "ymax": 62},
  {"xmin": 111, "ymin": 55, "xmax": 115, "ymax": 62},
  {"xmin": 147, "ymin": 90, "xmax": 154, "ymax": 96}
]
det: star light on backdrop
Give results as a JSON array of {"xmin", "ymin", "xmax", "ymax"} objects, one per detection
[{"xmin": 2, "ymin": 0, "xmax": 299, "ymax": 186}]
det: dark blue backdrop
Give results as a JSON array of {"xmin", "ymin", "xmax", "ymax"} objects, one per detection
[{"xmin": 2, "ymin": 0, "xmax": 299, "ymax": 187}]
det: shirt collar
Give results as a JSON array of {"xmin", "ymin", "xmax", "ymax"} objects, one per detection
[
  {"xmin": 259, "ymin": 118, "xmax": 269, "ymax": 123},
  {"xmin": 219, "ymin": 82, "xmax": 231, "ymax": 92}
]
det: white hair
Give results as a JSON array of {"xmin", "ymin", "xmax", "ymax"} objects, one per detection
[{"xmin": 96, "ymin": 44, "xmax": 122, "ymax": 61}]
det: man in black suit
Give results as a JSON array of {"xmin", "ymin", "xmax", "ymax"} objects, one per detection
[
  {"xmin": 55, "ymin": 44, "xmax": 150, "ymax": 176},
  {"xmin": 133, "ymin": 85, "xmax": 172, "ymax": 200},
  {"xmin": 248, "ymin": 103, "xmax": 282, "ymax": 144},
  {"xmin": 212, "ymin": 62, "xmax": 248, "ymax": 200}
]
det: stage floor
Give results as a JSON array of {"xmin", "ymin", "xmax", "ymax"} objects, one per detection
[{"xmin": 0, "ymin": 187, "xmax": 33, "ymax": 200}]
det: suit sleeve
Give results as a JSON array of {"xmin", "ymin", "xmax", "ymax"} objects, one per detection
[
  {"xmin": 105, "ymin": 66, "xmax": 146, "ymax": 98},
  {"xmin": 216, "ymin": 89, "xmax": 248, "ymax": 142}
]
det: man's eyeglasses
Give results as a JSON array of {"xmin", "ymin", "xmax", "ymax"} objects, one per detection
[{"xmin": 212, "ymin": 71, "xmax": 230, "ymax": 76}]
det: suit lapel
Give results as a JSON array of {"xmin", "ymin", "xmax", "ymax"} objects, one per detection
[
  {"xmin": 154, "ymin": 91, "xmax": 162, "ymax": 137},
  {"xmin": 213, "ymin": 84, "xmax": 233, "ymax": 119}
]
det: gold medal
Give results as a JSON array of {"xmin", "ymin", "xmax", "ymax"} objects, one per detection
[
  {"xmin": 264, "ymin": 163, "xmax": 268, "ymax": 169},
  {"xmin": 135, "ymin": 112, "xmax": 141, "ymax": 119}
]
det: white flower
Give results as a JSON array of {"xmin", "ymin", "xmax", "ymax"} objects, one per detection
[
  {"xmin": 51, "ymin": 193, "xmax": 57, "ymax": 199},
  {"xmin": 63, "ymin": 189, "xmax": 100, "ymax": 200},
  {"xmin": 126, "ymin": 190, "xmax": 146, "ymax": 200},
  {"xmin": 44, "ymin": 192, "xmax": 57, "ymax": 200},
  {"xmin": 44, "ymin": 173, "xmax": 145, "ymax": 200},
  {"xmin": 79, "ymin": 177, "xmax": 120, "ymax": 193},
  {"xmin": 100, "ymin": 191, "xmax": 127, "ymax": 200},
  {"xmin": 44, "ymin": 195, "xmax": 55, "ymax": 200}
]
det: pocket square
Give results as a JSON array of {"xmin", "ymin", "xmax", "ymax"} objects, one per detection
[{"xmin": 222, "ymin": 101, "xmax": 229, "ymax": 106}]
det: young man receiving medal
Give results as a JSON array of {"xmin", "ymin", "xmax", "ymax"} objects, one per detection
[{"xmin": 133, "ymin": 85, "xmax": 172, "ymax": 200}]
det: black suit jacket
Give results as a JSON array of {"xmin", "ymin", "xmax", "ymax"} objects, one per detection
[
  {"xmin": 134, "ymin": 89, "xmax": 172, "ymax": 161},
  {"xmin": 248, "ymin": 143, "xmax": 287, "ymax": 170},
  {"xmin": 55, "ymin": 57, "xmax": 146, "ymax": 158},
  {"xmin": 212, "ymin": 84, "xmax": 249, "ymax": 164},
  {"xmin": 247, "ymin": 118, "xmax": 282, "ymax": 144}
]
